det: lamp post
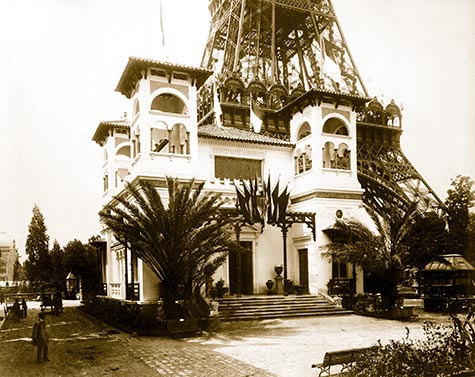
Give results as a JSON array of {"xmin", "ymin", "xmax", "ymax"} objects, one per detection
[{"xmin": 234, "ymin": 223, "xmax": 242, "ymax": 298}]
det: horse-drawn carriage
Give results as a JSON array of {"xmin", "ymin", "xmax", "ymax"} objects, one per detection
[{"xmin": 40, "ymin": 291, "xmax": 63, "ymax": 315}]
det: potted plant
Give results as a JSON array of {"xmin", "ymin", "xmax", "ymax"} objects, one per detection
[
  {"xmin": 215, "ymin": 279, "xmax": 228, "ymax": 298},
  {"xmin": 265, "ymin": 279, "xmax": 274, "ymax": 294}
]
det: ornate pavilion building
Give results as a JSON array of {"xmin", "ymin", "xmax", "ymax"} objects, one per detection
[
  {"xmin": 92, "ymin": 0, "xmax": 443, "ymax": 305},
  {"xmin": 0, "ymin": 230, "xmax": 19, "ymax": 285}
]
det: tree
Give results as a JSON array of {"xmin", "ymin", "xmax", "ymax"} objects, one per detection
[
  {"xmin": 12, "ymin": 257, "xmax": 22, "ymax": 282},
  {"xmin": 99, "ymin": 177, "xmax": 235, "ymax": 319},
  {"xmin": 467, "ymin": 213, "xmax": 475, "ymax": 266},
  {"xmin": 445, "ymin": 175, "xmax": 475, "ymax": 258},
  {"xmin": 50, "ymin": 240, "xmax": 66, "ymax": 286},
  {"xmin": 403, "ymin": 211, "xmax": 449, "ymax": 271},
  {"xmin": 62, "ymin": 239, "xmax": 101, "ymax": 300},
  {"xmin": 24, "ymin": 205, "xmax": 51, "ymax": 285},
  {"xmin": 321, "ymin": 203, "xmax": 444, "ymax": 311}
]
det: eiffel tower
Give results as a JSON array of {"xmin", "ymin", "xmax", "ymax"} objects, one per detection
[{"xmin": 196, "ymin": 0, "xmax": 443, "ymax": 216}]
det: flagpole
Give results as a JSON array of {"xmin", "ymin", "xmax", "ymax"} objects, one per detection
[{"xmin": 159, "ymin": 0, "xmax": 166, "ymax": 60}]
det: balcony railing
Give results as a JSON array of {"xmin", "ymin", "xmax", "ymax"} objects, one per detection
[
  {"xmin": 126, "ymin": 283, "xmax": 140, "ymax": 301},
  {"xmin": 110, "ymin": 283, "xmax": 121, "ymax": 298}
]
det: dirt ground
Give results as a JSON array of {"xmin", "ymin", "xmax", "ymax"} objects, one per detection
[
  {"xmin": 0, "ymin": 306, "xmax": 153, "ymax": 377},
  {"xmin": 1, "ymin": 302, "xmax": 455, "ymax": 377}
]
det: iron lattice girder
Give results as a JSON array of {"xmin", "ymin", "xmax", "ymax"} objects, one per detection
[
  {"xmin": 202, "ymin": 0, "xmax": 366, "ymax": 96},
  {"xmin": 356, "ymin": 138, "xmax": 443, "ymax": 214}
]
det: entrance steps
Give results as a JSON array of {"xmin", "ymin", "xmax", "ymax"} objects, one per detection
[{"xmin": 216, "ymin": 295, "xmax": 352, "ymax": 321}]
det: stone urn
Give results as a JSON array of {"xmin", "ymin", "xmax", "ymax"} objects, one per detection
[{"xmin": 274, "ymin": 265, "xmax": 283, "ymax": 277}]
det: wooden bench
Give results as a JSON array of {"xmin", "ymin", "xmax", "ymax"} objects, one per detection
[{"xmin": 311, "ymin": 346, "xmax": 379, "ymax": 376}]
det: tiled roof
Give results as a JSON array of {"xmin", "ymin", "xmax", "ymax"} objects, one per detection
[
  {"xmin": 116, "ymin": 56, "xmax": 213, "ymax": 98},
  {"xmin": 92, "ymin": 120, "xmax": 130, "ymax": 144},
  {"xmin": 97, "ymin": 120, "xmax": 130, "ymax": 128},
  {"xmin": 424, "ymin": 254, "xmax": 475, "ymax": 271},
  {"xmin": 279, "ymin": 88, "xmax": 371, "ymax": 114},
  {"xmin": 198, "ymin": 125, "xmax": 294, "ymax": 147}
]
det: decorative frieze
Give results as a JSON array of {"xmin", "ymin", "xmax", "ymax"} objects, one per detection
[
  {"xmin": 212, "ymin": 146, "xmax": 265, "ymax": 158},
  {"xmin": 150, "ymin": 81, "xmax": 189, "ymax": 98},
  {"xmin": 292, "ymin": 190, "xmax": 362, "ymax": 204},
  {"xmin": 321, "ymin": 107, "xmax": 351, "ymax": 122}
]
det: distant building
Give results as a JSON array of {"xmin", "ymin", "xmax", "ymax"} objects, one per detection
[{"xmin": 0, "ymin": 230, "xmax": 19, "ymax": 284}]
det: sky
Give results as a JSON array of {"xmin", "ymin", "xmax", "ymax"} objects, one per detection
[{"xmin": 0, "ymin": 0, "xmax": 474, "ymax": 260}]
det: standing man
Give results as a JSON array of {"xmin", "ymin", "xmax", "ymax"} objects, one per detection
[
  {"xmin": 32, "ymin": 312, "xmax": 49, "ymax": 363},
  {"xmin": 21, "ymin": 298, "xmax": 28, "ymax": 318},
  {"xmin": 12, "ymin": 299, "xmax": 21, "ymax": 322}
]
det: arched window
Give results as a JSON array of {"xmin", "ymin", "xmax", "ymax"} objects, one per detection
[
  {"xmin": 323, "ymin": 142, "xmax": 351, "ymax": 170},
  {"xmin": 151, "ymin": 93, "xmax": 188, "ymax": 114},
  {"xmin": 334, "ymin": 143, "xmax": 351, "ymax": 170},
  {"xmin": 295, "ymin": 145, "xmax": 312, "ymax": 174},
  {"xmin": 150, "ymin": 122, "xmax": 190, "ymax": 155},
  {"xmin": 169, "ymin": 124, "xmax": 189, "ymax": 154},
  {"xmin": 297, "ymin": 122, "xmax": 312, "ymax": 140},
  {"xmin": 151, "ymin": 127, "xmax": 169, "ymax": 152},
  {"xmin": 322, "ymin": 118, "xmax": 349, "ymax": 135},
  {"xmin": 116, "ymin": 145, "xmax": 131, "ymax": 158}
]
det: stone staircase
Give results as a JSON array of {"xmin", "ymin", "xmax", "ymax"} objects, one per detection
[{"xmin": 216, "ymin": 295, "xmax": 352, "ymax": 321}]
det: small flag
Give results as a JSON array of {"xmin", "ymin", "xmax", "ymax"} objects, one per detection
[
  {"xmin": 265, "ymin": 175, "xmax": 273, "ymax": 223},
  {"xmin": 235, "ymin": 180, "xmax": 252, "ymax": 224},
  {"xmin": 250, "ymin": 97, "xmax": 264, "ymax": 133},
  {"xmin": 213, "ymin": 81, "xmax": 222, "ymax": 128}
]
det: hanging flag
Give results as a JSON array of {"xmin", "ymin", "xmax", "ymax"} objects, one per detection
[
  {"xmin": 213, "ymin": 81, "xmax": 222, "ymax": 128},
  {"xmin": 277, "ymin": 185, "xmax": 290, "ymax": 223},
  {"xmin": 250, "ymin": 97, "xmax": 264, "ymax": 133},
  {"xmin": 320, "ymin": 34, "xmax": 341, "ymax": 86},
  {"xmin": 265, "ymin": 175, "xmax": 273, "ymax": 223},
  {"xmin": 270, "ymin": 180, "xmax": 280, "ymax": 223},
  {"xmin": 319, "ymin": 33, "xmax": 326, "ymax": 70},
  {"xmin": 235, "ymin": 180, "xmax": 252, "ymax": 224},
  {"xmin": 248, "ymin": 177, "xmax": 262, "ymax": 225}
]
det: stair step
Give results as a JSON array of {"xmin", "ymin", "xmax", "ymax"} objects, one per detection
[
  {"xmin": 215, "ymin": 294, "xmax": 351, "ymax": 321},
  {"xmin": 219, "ymin": 301, "xmax": 333, "ymax": 309},
  {"xmin": 219, "ymin": 310, "xmax": 354, "ymax": 321}
]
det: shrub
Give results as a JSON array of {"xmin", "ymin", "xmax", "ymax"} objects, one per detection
[
  {"xmin": 348, "ymin": 316, "xmax": 475, "ymax": 377},
  {"xmin": 80, "ymin": 297, "xmax": 165, "ymax": 335}
]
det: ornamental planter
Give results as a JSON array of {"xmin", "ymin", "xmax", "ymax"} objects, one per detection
[
  {"xmin": 166, "ymin": 318, "xmax": 200, "ymax": 338},
  {"xmin": 266, "ymin": 279, "xmax": 274, "ymax": 294}
]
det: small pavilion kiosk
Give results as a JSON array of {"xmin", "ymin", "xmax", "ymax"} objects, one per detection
[
  {"xmin": 422, "ymin": 254, "xmax": 475, "ymax": 311},
  {"xmin": 65, "ymin": 272, "xmax": 79, "ymax": 299}
]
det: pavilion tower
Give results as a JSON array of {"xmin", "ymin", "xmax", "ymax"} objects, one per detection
[{"xmin": 197, "ymin": 0, "xmax": 443, "ymax": 216}]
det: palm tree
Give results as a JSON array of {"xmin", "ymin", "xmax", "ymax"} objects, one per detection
[
  {"xmin": 321, "ymin": 203, "xmax": 431, "ymax": 311},
  {"xmin": 99, "ymin": 177, "xmax": 235, "ymax": 319}
]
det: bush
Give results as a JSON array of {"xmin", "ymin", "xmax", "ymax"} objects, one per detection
[
  {"xmin": 348, "ymin": 315, "xmax": 475, "ymax": 376},
  {"xmin": 80, "ymin": 297, "xmax": 165, "ymax": 335}
]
